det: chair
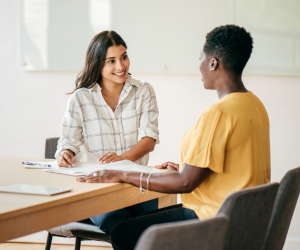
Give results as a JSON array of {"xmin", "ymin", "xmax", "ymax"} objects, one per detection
[
  {"xmin": 263, "ymin": 166, "xmax": 300, "ymax": 250},
  {"xmin": 44, "ymin": 137, "xmax": 110, "ymax": 250},
  {"xmin": 217, "ymin": 182, "xmax": 279, "ymax": 250},
  {"xmin": 45, "ymin": 137, "xmax": 60, "ymax": 159},
  {"xmin": 134, "ymin": 215, "xmax": 229, "ymax": 250}
]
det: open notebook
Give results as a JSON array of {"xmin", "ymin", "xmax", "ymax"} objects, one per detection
[{"xmin": 41, "ymin": 151, "xmax": 164, "ymax": 176}]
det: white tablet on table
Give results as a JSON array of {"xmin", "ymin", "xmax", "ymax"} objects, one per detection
[{"xmin": 0, "ymin": 184, "xmax": 72, "ymax": 196}]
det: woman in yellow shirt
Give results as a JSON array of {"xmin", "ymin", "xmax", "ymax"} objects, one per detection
[{"xmin": 77, "ymin": 24, "xmax": 270, "ymax": 250}]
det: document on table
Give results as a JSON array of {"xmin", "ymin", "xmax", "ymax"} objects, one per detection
[
  {"xmin": 43, "ymin": 151, "xmax": 164, "ymax": 176},
  {"xmin": 44, "ymin": 160, "xmax": 163, "ymax": 176}
]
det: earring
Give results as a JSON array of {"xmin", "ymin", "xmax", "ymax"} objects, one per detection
[{"xmin": 210, "ymin": 67, "xmax": 215, "ymax": 71}]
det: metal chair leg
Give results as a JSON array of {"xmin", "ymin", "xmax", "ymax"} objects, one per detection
[
  {"xmin": 75, "ymin": 237, "xmax": 82, "ymax": 250},
  {"xmin": 45, "ymin": 232, "xmax": 53, "ymax": 250}
]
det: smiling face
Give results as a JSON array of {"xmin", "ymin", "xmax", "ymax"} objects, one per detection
[{"xmin": 101, "ymin": 45, "xmax": 130, "ymax": 85}]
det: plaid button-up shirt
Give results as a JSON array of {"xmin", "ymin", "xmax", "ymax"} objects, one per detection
[{"xmin": 55, "ymin": 76, "xmax": 159, "ymax": 165}]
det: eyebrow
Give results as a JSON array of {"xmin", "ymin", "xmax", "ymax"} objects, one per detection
[{"xmin": 105, "ymin": 52, "xmax": 127, "ymax": 60}]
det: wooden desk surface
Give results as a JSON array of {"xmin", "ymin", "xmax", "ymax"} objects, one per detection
[{"xmin": 0, "ymin": 156, "xmax": 176, "ymax": 243}]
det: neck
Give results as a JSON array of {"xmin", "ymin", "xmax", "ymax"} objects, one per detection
[
  {"xmin": 100, "ymin": 79, "xmax": 124, "ymax": 97},
  {"xmin": 216, "ymin": 73, "xmax": 248, "ymax": 99}
]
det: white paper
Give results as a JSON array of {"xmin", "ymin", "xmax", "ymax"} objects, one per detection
[
  {"xmin": 74, "ymin": 151, "xmax": 99, "ymax": 164},
  {"xmin": 45, "ymin": 160, "xmax": 163, "ymax": 176},
  {"xmin": 44, "ymin": 151, "xmax": 164, "ymax": 176}
]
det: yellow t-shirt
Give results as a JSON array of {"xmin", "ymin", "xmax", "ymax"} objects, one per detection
[{"xmin": 180, "ymin": 92, "xmax": 270, "ymax": 219}]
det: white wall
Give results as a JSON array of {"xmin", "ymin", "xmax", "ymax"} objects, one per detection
[{"xmin": 1, "ymin": 1, "xmax": 300, "ymax": 249}]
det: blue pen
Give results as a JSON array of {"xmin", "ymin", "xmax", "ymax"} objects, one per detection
[{"xmin": 22, "ymin": 162, "xmax": 52, "ymax": 167}]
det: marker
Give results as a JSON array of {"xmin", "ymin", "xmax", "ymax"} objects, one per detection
[{"xmin": 22, "ymin": 162, "xmax": 52, "ymax": 167}]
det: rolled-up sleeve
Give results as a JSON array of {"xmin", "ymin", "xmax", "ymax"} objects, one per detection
[
  {"xmin": 138, "ymin": 83, "xmax": 160, "ymax": 144},
  {"xmin": 55, "ymin": 94, "xmax": 83, "ymax": 159}
]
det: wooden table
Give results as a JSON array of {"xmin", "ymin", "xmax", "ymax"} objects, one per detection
[{"xmin": 0, "ymin": 156, "xmax": 177, "ymax": 243}]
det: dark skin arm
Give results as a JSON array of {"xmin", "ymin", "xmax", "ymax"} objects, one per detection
[{"xmin": 77, "ymin": 163, "xmax": 210, "ymax": 194}]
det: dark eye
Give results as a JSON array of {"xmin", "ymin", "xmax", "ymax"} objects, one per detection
[
  {"xmin": 108, "ymin": 60, "xmax": 115, "ymax": 64},
  {"xmin": 122, "ymin": 55, "xmax": 128, "ymax": 60}
]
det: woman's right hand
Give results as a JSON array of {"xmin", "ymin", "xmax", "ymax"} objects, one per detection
[
  {"xmin": 155, "ymin": 162, "xmax": 179, "ymax": 171},
  {"xmin": 57, "ymin": 150, "xmax": 75, "ymax": 168}
]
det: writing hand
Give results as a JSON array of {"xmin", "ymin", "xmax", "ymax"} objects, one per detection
[
  {"xmin": 98, "ymin": 152, "xmax": 124, "ymax": 164},
  {"xmin": 57, "ymin": 150, "xmax": 75, "ymax": 168},
  {"xmin": 155, "ymin": 162, "xmax": 179, "ymax": 171}
]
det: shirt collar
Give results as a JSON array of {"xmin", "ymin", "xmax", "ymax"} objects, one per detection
[
  {"xmin": 91, "ymin": 83, "xmax": 101, "ymax": 91},
  {"xmin": 124, "ymin": 75, "xmax": 141, "ymax": 88}
]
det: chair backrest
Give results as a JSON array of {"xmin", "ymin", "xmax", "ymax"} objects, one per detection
[
  {"xmin": 263, "ymin": 166, "xmax": 300, "ymax": 250},
  {"xmin": 134, "ymin": 215, "xmax": 229, "ymax": 250},
  {"xmin": 217, "ymin": 183, "xmax": 279, "ymax": 250},
  {"xmin": 45, "ymin": 137, "xmax": 60, "ymax": 159}
]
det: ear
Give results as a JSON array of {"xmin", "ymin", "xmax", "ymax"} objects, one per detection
[{"xmin": 210, "ymin": 58, "xmax": 219, "ymax": 71}]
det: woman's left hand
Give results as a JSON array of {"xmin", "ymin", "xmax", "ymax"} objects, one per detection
[
  {"xmin": 155, "ymin": 162, "xmax": 179, "ymax": 171},
  {"xmin": 77, "ymin": 170, "xmax": 124, "ymax": 183},
  {"xmin": 98, "ymin": 152, "xmax": 125, "ymax": 164}
]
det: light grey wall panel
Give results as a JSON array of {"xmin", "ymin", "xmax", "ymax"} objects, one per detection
[
  {"xmin": 20, "ymin": 0, "xmax": 300, "ymax": 75},
  {"xmin": 234, "ymin": 0, "xmax": 300, "ymax": 76}
]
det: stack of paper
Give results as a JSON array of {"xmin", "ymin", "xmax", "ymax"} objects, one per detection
[
  {"xmin": 24, "ymin": 152, "xmax": 164, "ymax": 176},
  {"xmin": 44, "ymin": 160, "xmax": 163, "ymax": 176}
]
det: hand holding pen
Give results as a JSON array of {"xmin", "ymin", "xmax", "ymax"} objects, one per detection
[{"xmin": 57, "ymin": 150, "xmax": 75, "ymax": 168}]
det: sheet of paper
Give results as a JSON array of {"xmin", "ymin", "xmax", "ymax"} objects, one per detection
[
  {"xmin": 74, "ymin": 151, "xmax": 99, "ymax": 164},
  {"xmin": 32, "ymin": 151, "xmax": 165, "ymax": 176},
  {"xmin": 44, "ymin": 160, "xmax": 164, "ymax": 176}
]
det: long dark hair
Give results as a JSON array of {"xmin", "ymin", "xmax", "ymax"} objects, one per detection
[{"xmin": 70, "ymin": 31, "xmax": 127, "ymax": 93}]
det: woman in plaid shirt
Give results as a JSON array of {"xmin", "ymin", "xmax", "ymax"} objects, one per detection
[{"xmin": 55, "ymin": 31, "xmax": 160, "ymax": 233}]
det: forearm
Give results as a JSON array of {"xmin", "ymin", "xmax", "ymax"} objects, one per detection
[
  {"xmin": 122, "ymin": 171, "xmax": 191, "ymax": 194},
  {"xmin": 78, "ymin": 164, "xmax": 209, "ymax": 191},
  {"xmin": 120, "ymin": 137, "xmax": 155, "ymax": 162},
  {"xmin": 62, "ymin": 149, "xmax": 75, "ymax": 156},
  {"xmin": 55, "ymin": 138, "xmax": 81, "ymax": 159},
  {"xmin": 56, "ymin": 97, "xmax": 83, "ymax": 158}
]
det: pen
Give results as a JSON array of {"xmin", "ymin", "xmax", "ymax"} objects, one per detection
[{"xmin": 22, "ymin": 162, "xmax": 52, "ymax": 167}]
